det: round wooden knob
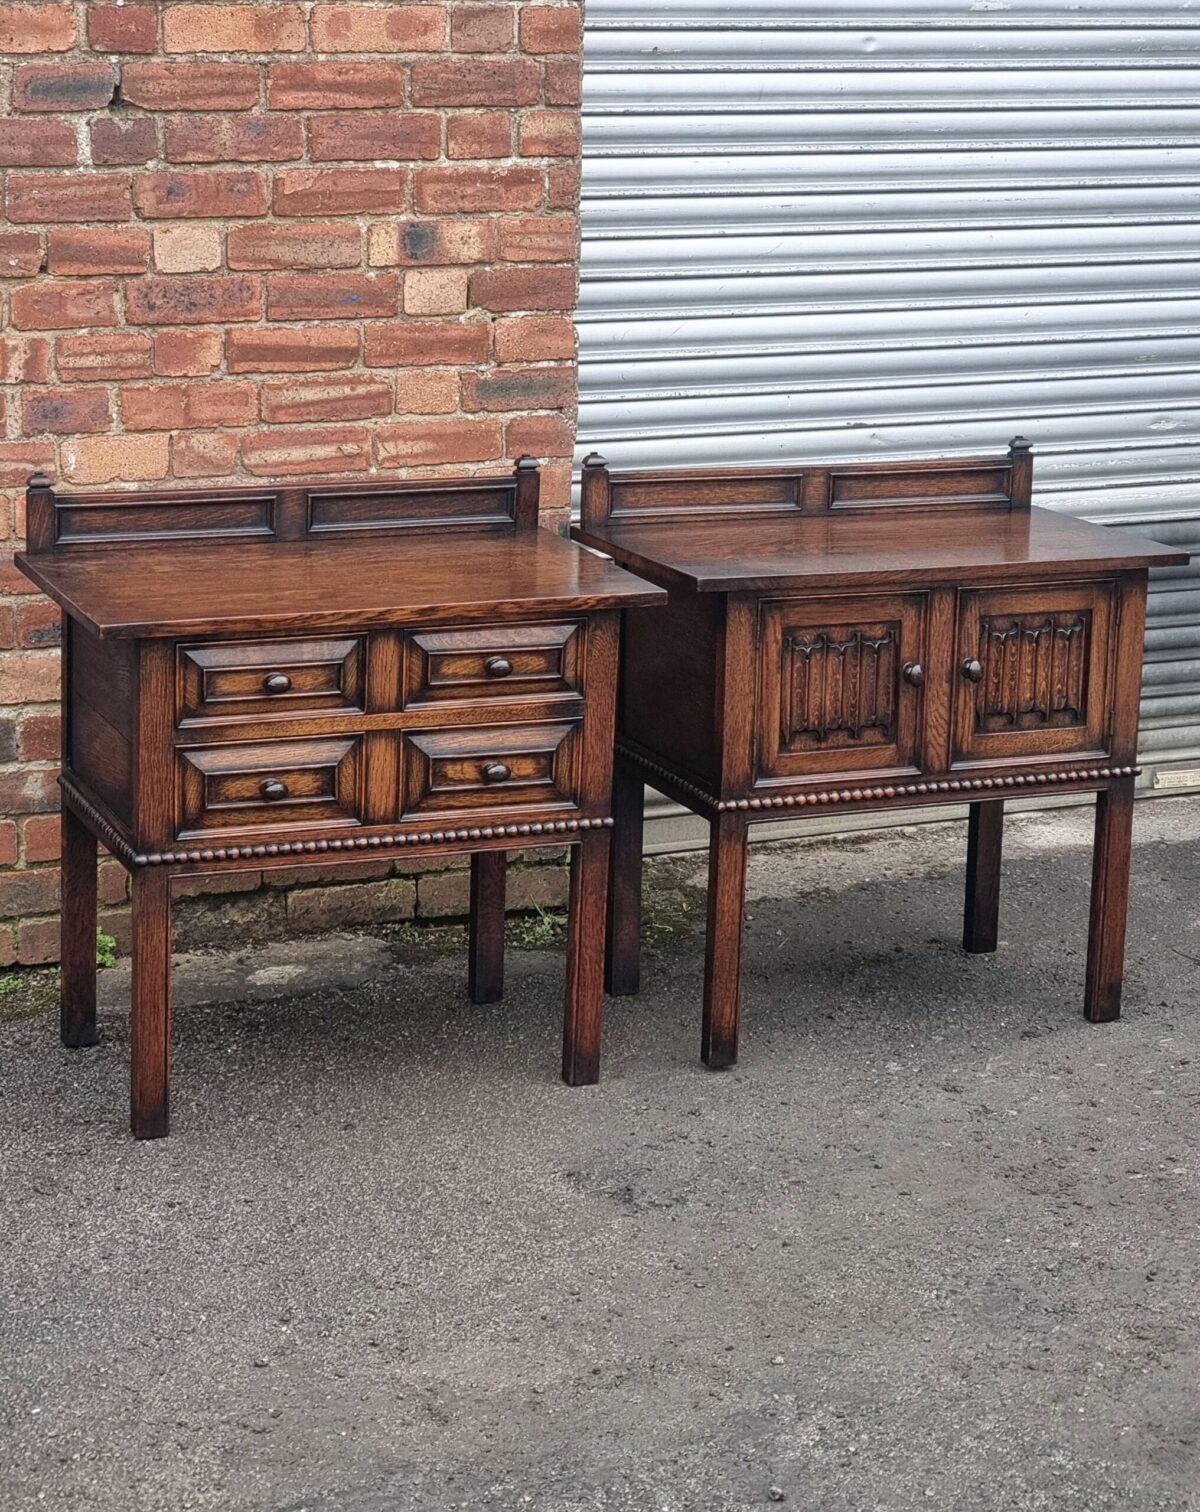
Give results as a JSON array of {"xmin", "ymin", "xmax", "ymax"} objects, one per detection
[
  {"xmin": 481, "ymin": 762, "xmax": 511, "ymax": 785},
  {"xmin": 263, "ymin": 672, "xmax": 292, "ymax": 694},
  {"xmin": 260, "ymin": 778, "xmax": 289, "ymax": 801},
  {"xmin": 484, "ymin": 656, "xmax": 513, "ymax": 679},
  {"xmin": 903, "ymin": 661, "xmax": 924, "ymax": 687},
  {"xmin": 961, "ymin": 657, "xmax": 984, "ymax": 684}
]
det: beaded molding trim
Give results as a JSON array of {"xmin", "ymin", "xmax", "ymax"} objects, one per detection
[
  {"xmin": 60, "ymin": 781, "xmax": 610, "ymax": 868},
  {"xmin": 616, "ymin": 747, "xmax": 1139, "ymax": 815}
]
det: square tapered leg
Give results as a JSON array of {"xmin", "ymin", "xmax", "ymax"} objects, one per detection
[
  {"xmin": 60, "ymin": 806, "xmax": 99, "ymax": 1049},
  {"xmin": 130, "ymin": 867, "xmax": 172, "ymax": 1140},
  {"xmin": 563, "ymin": 828, "xmax": 612, "ymax": 1086}
]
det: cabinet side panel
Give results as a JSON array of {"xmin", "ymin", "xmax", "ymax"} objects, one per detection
[
  {"xmin": 68, "ymin": 621, "xmax": 135, "ymax": 826},
  {"xmin": 618, "ymin": 588, "xmax": 721, "ymax": 787}
]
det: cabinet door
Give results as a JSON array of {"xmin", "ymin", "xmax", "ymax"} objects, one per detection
[
  {"xmin": 756, "ymin": 593, "xmax": 927, "ymax": 782},
  {"xmin": 951, "ymin": 582, "xmax": 1115, "ymax": 768}
]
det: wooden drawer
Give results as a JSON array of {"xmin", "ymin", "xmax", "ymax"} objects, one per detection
[
  {"xmin": 756, "ymin": 592, "xmax": 928, "ymax": 782},
  {"xmin": 402, "ymin": 721, "xmax": 580, "ymax": 818},
  {"xmin": 403, "ymin": 622, "xmax": 581, "ymax": 707},
  {"xmin": 178, "ymin": 636, "xmax": 365, "ymax": 726},
  {"xmin": 951, "ymin": 582, "xmax": 1116, "ymax": 768},
  {"xmin": 178, "ymin": 736, "xmax": 363, "ymax": 837}
]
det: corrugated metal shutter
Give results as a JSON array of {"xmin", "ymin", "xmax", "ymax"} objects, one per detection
[{"xmin": 577, "ymin": 0, "xmax": 1200, "ymax": 774}]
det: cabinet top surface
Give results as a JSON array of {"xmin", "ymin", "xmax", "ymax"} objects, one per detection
[
  {"xmin": 573, "ymin": 505, "xmax": 1189, "ymax": 593},
  {"xmin": 17, "ymin": 530, "xmax": 666, "ymax": 639}
]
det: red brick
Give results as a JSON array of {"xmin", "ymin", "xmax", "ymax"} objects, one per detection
[
  {"xmin": 98, "ymin": 859, "xmax": 128, "ymax": 905},
  {"xmin": 165, "ymin": 114, "xmax": 303, "ymax": 164},
  {"xmin": 0, "ymin": 767, "xmax": 59, "ymax": 814},
  {"xmin": 368, "ymin": 218, "xmax": 496, "ymax": 267},
  {"xmin": 0, "ymin": 821, "xmax": 17, "ymax": 867},
  {"xmin": 520, "ymin": 5, "xmax": 581, "ymax": 53},
  {"xmin": 13, "ymin": 62, "xmax": 118, "ymax": 113},
  {"xmin": 451, "ymin": 6, "xmax": 515, "ymax": 51},
  {"xmin": 462, "ymin": 364, "xmax": 574, "ymax": 413},
  {"xmin": 89, "ymin": 117, "xmax": 158, "ymax": 165},
  {"xmin": 543, "ymin": 58, "xmax": 581, "ymax": 106},
  {"xmin": 6, "ymin": 173, "xmax": 131, "ymax": 224},
  {"xmin": 17, "ymin": 916, "xmax": 63, "ymax": 967},
  {"xmin": 0, "ymin": 607, "xmax": 13, "ymax": 651},
  {"xmin": 10, "ymin": 280, "xmax": 118, "ymax": 331},
  {"xmin": 310, "ymin": 5, "xmax": 446, "ymax": 53},
  {"xmin": 260, "ymin": 375, "xmax": 393, "ymax": 424},
  {"xmin": 274, "ymin": 167, "xmax": 406, "ymax": 217},
  {"xmin": 308, "ymin": 112, "xmax": 441, "ymax": 162},
  {"xmin": 47, "ymin": 227, "xmax": 150, "ymax": 276},
  {"xmin": 505, "ymin": 412, "xmax": 574, "ymax": 456},
  {"xmin": 14, "ymin": 602, "xmax": 60, "ymax": 651},
  {"xmin": 22, "ymin": 815, "xmax": 59, "ymax": 864},
  {"xmin": 411, "ymin": 57, "xmax": 540, "ymax": 107},
  {"xmin": 546, "ymin": 162, "xmax": 579, "ymax": 210},
  {"xmin": 228, "ymin": 221, "xmax": 362, "ymax": 270},
  {"xmin": 494, "ymin": 314, "xmax": 575, "ymax": 362},
  {"xmin": 472, "ymin": 265, "xmax": 576, "ymax": 312},
  {"xmin": 0, "ymin": 338, "xmax": 50, "ymax": 385},
  {"xmin": 241, "ymin": 427, "xmax": 372, "ymax": 476},
  {"xmin": 375, "ymin": 418, "xmax": 502, "ymax": 467},
  {"xmin": 267, "ymin": 62, "xmax": 404, "ymax": 110},
  {"xmin": 171, "ymin": 431, "xmax": 238, "ymax": 478},
  {"xmin": 88, "ymin": 4, "xmax": 157, "ymax": 53},
  {"xmin": 414, "ymin": 166, "xmax": 542, "ymax": 214},
  {"xmin": 0, "ymin": 649, "xmax": 59, "ymax": 705},
  {"xmin": 164, "ymin": 4, "xmax": 305, "ymax": 53},
  {"xmin": 17, "ymin": 708, "xmax": 60, "ymax": 758},
  {"xmin": 0, "ymin": 868, "xmax": 61, "ymax": 919},
  {"xmin": 266, "ymin": 272, "xmax": 398, "ymax": 321},
  {"xmin": 121, "ymin": 380, "xmax": 257, "ymax": 431},
  {"xmin": 0, "ymin": 235, "xmax": 43, "ymax": 279},
  {"xmin": 134, "ymin": 170, "xmax": 268, "ymax": 219},
  {"xmin": 24, "ymin": 387, "xmax": 111, "ymax": 436},
  {"xmin": 447, "ymin": 111, "xmax": 511, "ymax": 159},
  {"xmin": 498, "ymin": 213, "xmax": 577, "ymax": 262},
  {"xmin": 126, "ymin": 275, "xmax": 261, "ymax": 326},
  {"xmin": 61, "ymin": 433, "xmax": 169, "ymax": 485},
  {"xmin": 0, "ymin": 444, "xmax": 54, "ymax": 488},
  {"xmin": 0, "ymin": 4, "xmax": 76, "ymax": 52},
  {"xmin": 364, "ymin": 318, "xmax": 489, "ymax": 368},
  {"xmin": 394, "ymin": 368, "xmax": 459, "ymax": 414},
  {"xmin": 121, "ymin": 62, "xmax": 259, "ymax": 111},
  {"xmin": 227, "ymin": 328, "xmax": 359, "ymax": 373},
  {"xmin": 57, "ymin": 333, "xmax": 152, "ymax": 383},
  {"xmin": 520, "ymin": 108, "xmax": 580, "ymax": 158},
  {"xmin": 154, "ymin": 329, "xmax": 223, "ymax": 376},
  {"xmin": 153, "ymin": 224, "xmax": 222, "ymax": 273},
  {"xmin": 0, "ymin": 120, "xmax": 77, "ymax": 167}
]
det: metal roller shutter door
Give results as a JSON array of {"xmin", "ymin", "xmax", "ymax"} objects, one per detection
[{"xmin": 577, "ymin": 0, "xmax": 1200, "ymax": 788}]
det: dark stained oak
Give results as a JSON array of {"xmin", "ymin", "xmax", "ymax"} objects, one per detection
[
  {"xmin": 468, "ymin": 850, "xmax": 507, "ymax": 1005},
  {"xmin": 576, "ymin": 440, "xmax": 1189, "ymax": 1068},
  {"xmin": 963, "ymin": 800, "xmax": 1004, "ymax": 954},
  {"xmin": 60, "ymin": 804, "xmax": 99, "ymax": 1049},
  {"xmin": 21, "ymin": 463, "xmax": 666, "ymax": 1138},
  {"xmin": 605, "ymin": 752, "xmax": 645, "ymax": 996}
]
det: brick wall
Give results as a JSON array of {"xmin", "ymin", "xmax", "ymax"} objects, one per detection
[{"xmin": 0, "ymin": 0, "xmax": 583, "ymax": 963}]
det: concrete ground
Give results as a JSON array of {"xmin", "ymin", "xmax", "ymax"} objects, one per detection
[{"xmin": 2, "ymin": 798, "xmax": 1199, "ymax": 1512}]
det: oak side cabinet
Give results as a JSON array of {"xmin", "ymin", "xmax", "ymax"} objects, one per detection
[
  {"xmin": 17, "ymin": 462, "xmax": 664, "ymax": 1138},
  {"xmin": 571, "ymin": 440, "xmax": 1189, "ymax": 1067}
]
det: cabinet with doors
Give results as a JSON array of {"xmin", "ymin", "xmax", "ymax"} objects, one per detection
[{"xmin": 570, "ymin": 440, "xmax": 1188, "ymax": 1068}]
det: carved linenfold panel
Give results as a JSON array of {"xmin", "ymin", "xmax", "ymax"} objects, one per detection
[
  {"xmin": 784, "ymin": 623, "xmax": 898, "ymax": 750},
  {"xmin": 975, "ymin": 612, "xmax": 1090, "ymax": 733}
]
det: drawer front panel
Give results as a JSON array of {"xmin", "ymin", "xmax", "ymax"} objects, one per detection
[
  {"xmin": 757, "ymin": 593, "xmax": 927, "ymax": 781},
  {"xmin": 403, "ymin": 622, "xmax": 581, "ymax": 707},
  {"xmin": 402, "ymin": 721, "xmax": 580, "ymax": 817},
  {"xmin": 952, "ymin": 583, "xmax": 1115, "ymax": 767},
  {"xmin": 178, "ymin": 736, "xmax": 363, "ymax": 836},
  {"xmin": 178, "ymin": 637, "xmax": 365, "ymax": 725}
]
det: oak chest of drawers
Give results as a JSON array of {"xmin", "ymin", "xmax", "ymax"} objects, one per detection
[
  {"xmin": 571, "ymin": 440, "xmax": 1189, "ymax": 1068},
  {"xmin": 18, "ymin": 463, "xmax": 664, "ymax": 1137}
]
